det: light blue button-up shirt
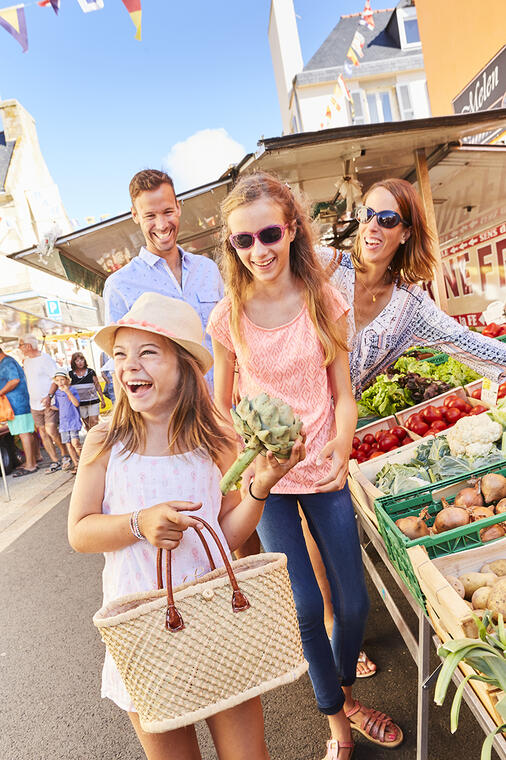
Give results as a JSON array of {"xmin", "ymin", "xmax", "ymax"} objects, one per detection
[{"xmin": 102, "ymin": 246, "xmax": 224, "ymax": 389}]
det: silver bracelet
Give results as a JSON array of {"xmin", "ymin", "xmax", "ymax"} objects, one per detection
[{"xmin": 129, "ymin": 510, "xmax": 144, "ymax": 540}]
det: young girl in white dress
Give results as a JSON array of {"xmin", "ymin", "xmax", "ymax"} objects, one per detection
[{"xmin": 68, "ymin": 292, "xmax": 304, "ymax": 760}]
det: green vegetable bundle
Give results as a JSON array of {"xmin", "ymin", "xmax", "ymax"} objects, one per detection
[
  {"xmin": 358, "ymin": 375, "xmax": 413, "ymax": 418},
  {"xmin": 393, "ymin": 355, "xmax": 480, "ymax": 387}
]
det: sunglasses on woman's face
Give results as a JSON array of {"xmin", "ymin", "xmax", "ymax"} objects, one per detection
[
  {"xmin": 353, "ymin": 206, "xmax": 409, "ymax": 229},
  {"xmin": 229, "ymin": 223, "xmax": 289, "ymax": 251}
]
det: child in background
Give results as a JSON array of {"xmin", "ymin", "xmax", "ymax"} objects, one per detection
[
  {"xmin": 51, "ymin": 370, "xmax": 82, "ymax": 473},
  {"xmin": 68, "ymin": 293, "xmax": 305, "ymax": 760}
]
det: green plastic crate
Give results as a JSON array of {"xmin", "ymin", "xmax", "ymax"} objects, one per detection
[
  {"xmin": 422, "ymin": 352, "xmax": 449, "ymax": 365},
  {"xmin": 374, "ymin": 460, "xmax": 506, "ymax": 609},
  {"xmin": 498, "ymin": 334, "xmax": 506, "ymax": 343}
]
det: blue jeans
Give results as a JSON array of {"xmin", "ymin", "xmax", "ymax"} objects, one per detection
[{"xmin": 256, "ymin": 485, "xmax": 369, "ymax": 715}]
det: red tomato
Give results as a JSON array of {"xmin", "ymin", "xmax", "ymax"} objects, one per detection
[
  {"xmin": 498, "ymin": 325, "xmax": 506, "ymax": 336},
  {"xmin": 469, "ymin": 405, "xmax": 488, "ymax": 415},
  {"xmin": 443, "ymin": 394, "xmax": 458, "ymax": 407},
  {"xmin": 421, "ymin": 405, "xmax": 443, "ymax": 423},
  {"xmin": 401, "ymin": 435, "xmax": 412, "ymax": 446},
  {"xmin": 443, "ymin": 407, "xmax": 461, "ymax": 424},
  {"xmin": 378, "ymin": 433, "xmax": 399, "ymax": 452},
  {"xmin": 471, "ymin": 389, "xmax": 482, "ymax": 399},
  {"xmin": 358, "ymin": 442, "xmax": 371, "ymax": 455},
  {"xmin": 352, "ymin": 436, "xmax": 360, "ymax": 449},
  {"xmin": 363, "ymin": 434, "xmax": 375, "ymax": 445},
  {"xmin": 430, "ymin": 420, "xmax": 447, "ymax": 433},
  {"xmin": 350, "ymin": 449, "xmax": 358, "ymax": 459},
  {"xmin": 356, "ymin": 453, "xmax": 367, "ymax": 463},
  {"xmin": 390, "ymin": 426, "xmax": 406, "ymax": 441},
  {"xmin": 409, "ymin": 420, "xmax": 430, "ymax": 436},
  {"xmin": 499, "ymin": 389, "xmax": 506, "ymax": 399},
  {"xmin": 375, "ymin": 429, "xmax": 389, "ymax": 442},
  {"xmin": 369, "ymin": 443, "xmax": 380, "ymax": 451},
  {"xmin": 448, "ymin": 398, "xmax": 472, "ymax": 414},
  {"xmin": 369, "ymin": 451, "xmax": 385, "ymax": 459},
  {"xmin": 483, "ymin": 323, "xmax": 500, "ymax": 338},
  {"xmin": 423, "ymin": 429, "xmax": 434, "ymax": 437},
  {"xmin": 406, "ymin": 413, "xmax": 423, "ymax": 429}
]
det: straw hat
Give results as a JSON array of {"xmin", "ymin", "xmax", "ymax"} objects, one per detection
[{"xmin": 94, "ymin": 292, "xmax": 213, "ymax": 374}]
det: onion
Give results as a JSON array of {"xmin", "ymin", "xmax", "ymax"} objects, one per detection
[
  {"xmin": 495, "ymin": 498, "xmax": 506, "ymax": 514},
  {"xmin": 433, "ymin": 498, "xmax": 470, "ymax": 533},
  {"xmin": 470, "ymin": 506, "xmax": 495, "ymax": 521},
  {"xmin": 454, "ymin": 483, "xmax": 484, "ymax": 508},
  {"xmin": 481, "ymin": 473, "xmax": 506, "ymax": 505},
  {"xmin": 395, "ymin": 507, "xmax": 430, "ymax": 539},
  {"xmin": 480, "ymin": 523, "xmax": 506, "ymax": 543}
]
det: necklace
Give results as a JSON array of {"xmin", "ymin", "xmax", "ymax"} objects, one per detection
[{"xmin": 356, "ymin": 274, "xmax": 384, "ymax": 303}]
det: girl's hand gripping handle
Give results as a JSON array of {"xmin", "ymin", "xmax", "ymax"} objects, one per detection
[{"xmin": 138, "ymin": 501, "xmax": 202, "ymax": 550}]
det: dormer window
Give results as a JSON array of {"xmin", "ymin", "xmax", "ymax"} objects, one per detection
[{"xmin": 397, "ymin": 6, "xmax": 421, "ymax": 49}]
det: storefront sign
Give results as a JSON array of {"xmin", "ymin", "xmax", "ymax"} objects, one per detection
[
  {"xmin": 425, "ymin": 221, "xmax": 506, "ymax": 326},
  {"xmin": 452, "ymin": 46, "xmax": 506, "ymax": 144}
]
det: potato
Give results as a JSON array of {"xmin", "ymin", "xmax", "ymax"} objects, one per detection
[
  {"xmin": 487, "ymin": 583, "xmax": 506, "ymax": 620},
  {"xmin": 459, "ymin": 572, "xmax": 498, "ymax": 599},
  {"xmin": 481, "ymin": 563, "xmax": 494, "ymax": 574},
  {"xmin": 445, "ymin": 575, "xmax": 465, "ymax": 598},
  {"xmin": 472, "ymin": 586, "xmax": 492, "ymax": 609},
  {"xmin": 486, "ymin": 560, "xmax": 506, "ymax": 577}
]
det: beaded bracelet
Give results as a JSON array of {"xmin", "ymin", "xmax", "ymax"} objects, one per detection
[
  {"xmin": 129, "ymin": 510, "xmax": 144, "ymax": 540},
  {"xmin": 248, "ymin": 481, "xmax": 270, "ymax": 502}
]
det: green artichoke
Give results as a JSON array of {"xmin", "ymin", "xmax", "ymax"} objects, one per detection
[{"xmin": 220, "ymin": 393, "xmax": 302, "ymax": 494}]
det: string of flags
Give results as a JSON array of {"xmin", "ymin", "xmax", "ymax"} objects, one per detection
[
  {"xmin": 0, "ymin": 0, "xmax": 142, "ymax": 52},
  {"xmin": 319, "ymin": 0, "xmax": 375, "ymax": 128}
]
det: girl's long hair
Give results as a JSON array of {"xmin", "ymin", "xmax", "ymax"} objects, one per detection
[
  {"xmin": 95, "ymin": 340, "xmax": 232, "ymax": 465},
  {"xmin": 353, "ymin": 178, "xmax": 437, "ymax": 283},
  {"xmin": 219, "ymin": 172, "xmax": 348, "ymax": 365}
]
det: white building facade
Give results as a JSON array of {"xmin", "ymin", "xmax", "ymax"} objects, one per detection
[{"xmin": 269, "ymin": 0, "xmax": 431, "ymax": 134}]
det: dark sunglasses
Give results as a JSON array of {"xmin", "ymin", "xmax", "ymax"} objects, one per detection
[
  {"xmin": 353, "ymin": 206, "xmax": 409, "ymax": 229},
  {"xmin": 229, "ymin": 223, "xmax": 289, "ymax": 250}
]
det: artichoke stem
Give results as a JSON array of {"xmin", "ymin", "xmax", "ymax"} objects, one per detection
[{"xmin": 220, "ymin": 444, "xmax": 263, "ymax": 494}]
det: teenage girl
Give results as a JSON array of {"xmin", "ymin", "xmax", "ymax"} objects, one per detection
[
  {"xmin": 207, "ymin": 173, "xmax": 403, "ymax": 760},
  {"xmin": 67, "ymin": 292, "xmax": 304, "ymax": 760}
]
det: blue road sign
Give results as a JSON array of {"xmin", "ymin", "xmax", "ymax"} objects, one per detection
[{"xmin": 46, "ymin": 299, "xmax": 62, "ymax": 318}]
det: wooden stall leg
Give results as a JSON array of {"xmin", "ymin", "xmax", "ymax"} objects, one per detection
[{"xmin": 417, "ymin": 612, "xmax": 431, "ymax": 760}]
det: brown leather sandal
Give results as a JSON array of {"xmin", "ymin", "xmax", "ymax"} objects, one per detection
[
  {"xmin": 322, "ymin": 738, "xmax": 354, "ymax": 759},
  {"xmin": 345, "ymin": 699, "xmax": 403, "ymax": 748}
]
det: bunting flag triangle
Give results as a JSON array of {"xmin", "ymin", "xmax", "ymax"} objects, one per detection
[
  {"xmin": 359, "ymin": 0, "xmax": 375, "ymax": 31},
  {"xmin": 0, "ymin": 5, "xmax": 28, "ymax": 52},
  {"xmin": 337, "ymin": 73, "xmax": 352, "ymax": 103},
  {"xmin": 77, "ymin": 0, "xmax": 104, "ymax": 12},
  {"xmin": 121, "ymin": 0, "xmax": 142, "ymax": 40},
  {"xmin": 351, "ymin": 30, "xmax": 365, "ymax": 58},
  {"xmin": 37, "ymin": 0, "xmax": 60, "ymax": 12},
  {"xmin": 346, "ymin": 46, "xmax": 359, "ymax": 67},
  {"xmin": 343, "ymin": 59, "xmax": 354, "ymax": 77}
]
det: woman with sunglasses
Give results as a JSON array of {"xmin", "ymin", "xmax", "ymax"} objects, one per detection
[
  {"xmin": 208, "ymin": 172, "xmax": 403, "ymax": 760},
  {"xmin": 327, "ymin": 178, "xmax": 506, "ymax": 395}
]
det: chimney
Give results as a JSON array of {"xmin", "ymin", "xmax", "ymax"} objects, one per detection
[{"xmin": 268, "ymin": 0, "xmax": 303, "ymax": 134}]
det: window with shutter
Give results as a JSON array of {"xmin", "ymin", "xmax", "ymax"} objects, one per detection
[
  {"xmin": 351, "ymin": 91, "xmax": 366, "ymax": 125},
  {"xmin": 396, "ymin": 84, "xmax": 415, "ymax": 120}
]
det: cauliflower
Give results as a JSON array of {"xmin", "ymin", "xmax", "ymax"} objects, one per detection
[{"xmin": 446, "ymin": 415, "xmax": 502, "ymax": 459}]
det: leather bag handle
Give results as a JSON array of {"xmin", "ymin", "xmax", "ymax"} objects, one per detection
[{"xmin": 156, "ymin": 516, "xmax": 250, "ymax": 632}]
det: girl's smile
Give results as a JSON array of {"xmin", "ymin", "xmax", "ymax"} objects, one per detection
[{"xmin": 358, "ymin": 187, "xmax": 411, "ymax": 264}]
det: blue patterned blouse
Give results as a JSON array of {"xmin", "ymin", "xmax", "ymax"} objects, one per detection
[{"xmin": 323, "ymin": 249, "xmax": 506, "ymax": 396}]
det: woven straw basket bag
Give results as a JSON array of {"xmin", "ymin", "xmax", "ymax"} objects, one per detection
[{"xmin": 93, "ymin": 516, "xmax": 308, "ymax": 733}]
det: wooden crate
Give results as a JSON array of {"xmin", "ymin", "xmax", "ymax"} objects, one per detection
[{"xmin": 426, "ymin": 599, "xmax": 505, "ymax": 728}]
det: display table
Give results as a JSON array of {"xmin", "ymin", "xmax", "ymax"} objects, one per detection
[{"xmin": 352, "ymin": 494, "xmax": 506, "ymax": 760}]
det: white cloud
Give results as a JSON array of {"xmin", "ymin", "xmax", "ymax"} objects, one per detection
[{"xmin": 163, "ymin": 128, "xmax": 245, "ymax": 192}]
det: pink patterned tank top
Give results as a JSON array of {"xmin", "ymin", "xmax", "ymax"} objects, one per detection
[{"xmin": 207, "ymin": 288, "xmax": 349, "ymax": 494}]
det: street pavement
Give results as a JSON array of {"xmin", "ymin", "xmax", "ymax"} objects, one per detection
[{"xmin": 0, "ymin": 495, "xmax": 489, "ymax": 760}]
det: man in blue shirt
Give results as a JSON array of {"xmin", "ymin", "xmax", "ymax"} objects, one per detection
[
  {"xmin": 102, "ymin": 169, "xmax": 223, "ymax": 389},
  {"xmin": 0, "ymin": 347, "xmax": 37, "ymax": 476}
]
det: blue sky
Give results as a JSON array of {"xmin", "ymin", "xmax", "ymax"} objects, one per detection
[{"xmin": 2, "ymin": 0, "xmax": 365, "ymax": 224}]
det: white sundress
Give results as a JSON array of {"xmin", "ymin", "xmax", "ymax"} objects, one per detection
[{"xmin": 100, "ymin": 442, "xmax": 228, "ymax": 712}]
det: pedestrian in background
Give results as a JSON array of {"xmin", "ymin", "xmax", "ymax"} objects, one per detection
[
  {"xmin": 0, "ymin": 345, "xmax": 37, "ymax": 477},
  {"xmin": 19, "ymin": 334, "xmax": 66, "ymax": 474},
  {"xmin": 69, "ymin": 352, "xmax": 105, "ymax": 431},
  {"xmin": 51, "ymin": 370, "xmax": 81, "ymax": 474},
  {"xmin": 100, "ymin": 351, "xmax": 115, "ymax": 404}
]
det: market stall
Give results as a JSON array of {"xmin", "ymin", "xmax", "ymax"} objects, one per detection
[{"xmin": 347, "ymin": 341, "xmax": 506, "ymax": 759}]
